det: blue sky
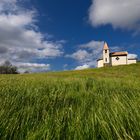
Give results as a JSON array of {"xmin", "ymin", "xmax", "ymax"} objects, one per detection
[{"xmin": 0, "ymin": 0, "xmax": 140, "ymax": 72}]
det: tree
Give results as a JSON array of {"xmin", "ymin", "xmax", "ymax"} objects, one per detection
[{"xmin": 0, "ymin": 61, "xmax": 19, "ymax": 74}]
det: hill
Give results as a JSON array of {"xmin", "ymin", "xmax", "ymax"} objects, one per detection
[{"xmin": 0, "ymin": 63, "xmax": 140, "ymax": 140}]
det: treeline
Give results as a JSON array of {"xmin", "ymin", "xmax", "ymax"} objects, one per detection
[{"xmin": 0, "ymin": 61, "xmax": 19, "ymax": 74}]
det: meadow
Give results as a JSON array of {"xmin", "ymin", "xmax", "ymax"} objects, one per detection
[{"xmin": 0, "ymin": 63, "xmax": 140, "ymax": 140}]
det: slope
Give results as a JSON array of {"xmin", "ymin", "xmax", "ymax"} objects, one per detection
[{"xmin": 0, "ymin": 63, "xmax": 140, "ymax": 140}]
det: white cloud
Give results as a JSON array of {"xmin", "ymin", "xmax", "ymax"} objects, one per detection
[
  {"xmin": 0, "ymin": 0, "xmax": 17, "ymax": 3},
  {"xmin": 128, "ymin": 54, "xmax": 138, "ymax": 59},
  {"xmin": 63, "ymin": 64, "xmax": 68, "ymax": 70},
  {"xmin": 79, "ymin": 40, "xmax": 104, "ymax": 49},
  {"xmin": 79, "ymin": 40, "xmax": 104, "ymax": 59},
  {"xmin": 0, "ymin": 0, "xmax": 63, "ymax": 72},
  {"xmin": 0, "ymin": 0, "xmax": 18, "ymax": 13},
  {"xmin": 75, "ymin": 64, "xmax": 90, "ymax": 70},
  {"xmin": 89, "ymin": 0, "xmax": 140, "ymax": 30},
  {"xmin": 67, "ymin": 40, "xmax": 104, "ymax": 67},
  {"xmin": 15, "ymin": 62, "xmax": 50, "ymax": 73},
  {"xmin": 66, "ymin": 50, "xmax": 90, "ymax": 61}
]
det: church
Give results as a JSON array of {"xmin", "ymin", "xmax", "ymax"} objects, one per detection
[{"xmin": 97, "ymin": 42, "xmax": 137, "ymax": 68}]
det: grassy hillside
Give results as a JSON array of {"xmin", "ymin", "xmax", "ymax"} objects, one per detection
[{"xmin": 0, "ymin": 63, "xmax": 140, "ymax": 140}]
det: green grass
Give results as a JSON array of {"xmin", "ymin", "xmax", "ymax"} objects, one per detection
[{"xmin": 0, "ymin": 63, "xmax": 140, "ymax": 140}]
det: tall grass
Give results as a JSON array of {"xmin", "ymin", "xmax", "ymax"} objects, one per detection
[{"xmin": 0, "ymin": 63, "xmax": 140, "ymax": 140}]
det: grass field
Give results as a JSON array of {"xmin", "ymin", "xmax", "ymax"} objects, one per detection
[{"xmin": 0, "ymin": 63, "xmax": 140, "ymax": 140}]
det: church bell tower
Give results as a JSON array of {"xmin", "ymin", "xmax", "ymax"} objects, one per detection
[{"xmin": 103, "ymin": 42, "xmax": 110, "ymax": 66}]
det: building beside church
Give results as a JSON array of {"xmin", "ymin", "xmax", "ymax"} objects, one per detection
[{"xmin": 97, "ymin": 42, "xmax": 137, "ymax": 68}]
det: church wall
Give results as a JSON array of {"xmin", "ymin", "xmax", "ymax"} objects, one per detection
[
  {"xmin": 111, "ymin": 56, "xmax": 127, "ymax": 66},
  {"xmin": 97, "ymin": 60, "xmax": 103, "ymax": 68},
  {"xmin": 127, "ymin": 59, "xmax": 137, "ymax": 64}
]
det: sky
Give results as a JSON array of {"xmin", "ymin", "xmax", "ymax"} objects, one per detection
[{"xmin": 0, "ymin": 0, "xmax": 140, "ymax": 72}]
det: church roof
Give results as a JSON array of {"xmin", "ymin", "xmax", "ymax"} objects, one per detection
[
  {"xmin": 103, "ymin": 42, "xmax": 109, "ymax": 50},
  {"xmin": 110, "ymin": 51, "xmax": 128, "ymax": 56},
  {"xmin": 97, "ymin": 58, "xmax": 103, "ymax": 61},
  {"xmin": 128, "ymin": 58, "xmax": 137, "ymax": 60}
]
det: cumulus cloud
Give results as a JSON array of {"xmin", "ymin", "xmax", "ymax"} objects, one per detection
[
  {"xmin": 75, "ymin": 64, "xmax": 90, "ymax": 70},
  {"xmin": 128, "ymin": 54, "xmax": 138, "ymax": 59},
  {"xmin": 89, "ymin": 0, "xmax": 140, "ymax": 30},
  {"xmin": 66, "ymin": 50, "xmax": 90, "ymax": 61},
  {"xmin": 79, "ymin": 40, "xmax": 104, "ymax": 59},
  {"xmin": 67, "ymin": 40, "xmax": 104, "ymax": 68},
  {"xmin": 15, "ymin": 62, "xmax": 50, "ymax": 73},
  {"xmin": 0, "ymin": 0, "xmax": 63, "ymax": 72},
  {"xmin": 79, "ymin": 40, "xmax": 103, "ymax": 49}
]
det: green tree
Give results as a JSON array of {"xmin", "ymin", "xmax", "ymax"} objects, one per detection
[{"xmin": 0, "ymin": 61, "xmax": 19, "ymax": 74}]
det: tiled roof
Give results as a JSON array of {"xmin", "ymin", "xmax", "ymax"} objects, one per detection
[
  {"xmin": 97, "ymin": 58, "xmax": 103, "ymax": 61},
  {"xmin": 110, "ymin": 51, "xmax": 128, "ymax": 56},
  {"xmin": 103, "ymin": 42, "xmax": 109, "ymax": 50}
]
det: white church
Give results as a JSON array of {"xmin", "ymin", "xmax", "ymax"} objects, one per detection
[{"xmin": 97, "ymin": 42, "xmax": 137, "ymax": 68}]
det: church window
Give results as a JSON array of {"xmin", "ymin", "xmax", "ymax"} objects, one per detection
[
  {"xmin": 116, "ymin": 57, "xmax": 120, "ymax": 60},
  {"xmin": 105, "ymin": 50, "xmax": 107, "ymax": 53},
  {"xmin": 105, "ymin": 58, "xmax": 107, "ymax": 62}
]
